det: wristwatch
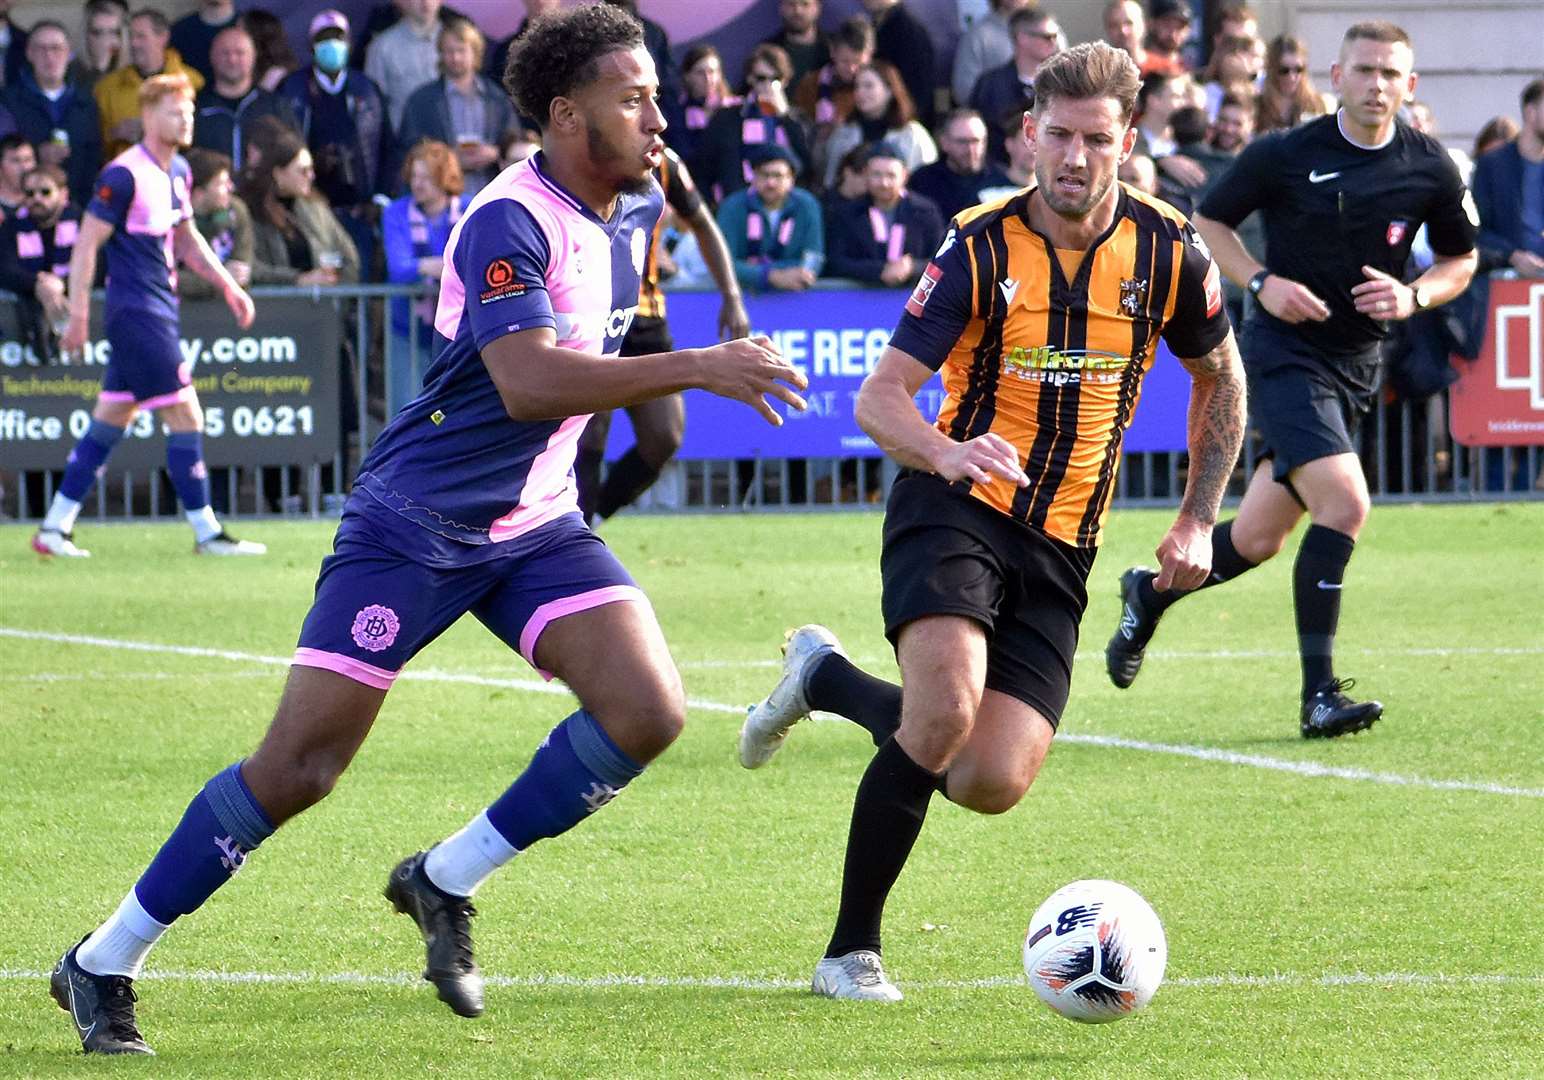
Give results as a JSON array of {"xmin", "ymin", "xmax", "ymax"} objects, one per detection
[
  {"xmin": 1412, "ymin": 284, "xmax": 1433, "ymax": 311},
  {"xmin": 1247, "ymin": 269, "xmax": 1270, "ymax": 296}
]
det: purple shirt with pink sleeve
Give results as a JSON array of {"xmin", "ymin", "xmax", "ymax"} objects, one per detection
[
  {"xmin": 86, "ymin": 143, "xmax": 193, "ymax": 324},
  {"xmin": 354, "ymin": 152, "xmax": 663, "ymax": 563}
]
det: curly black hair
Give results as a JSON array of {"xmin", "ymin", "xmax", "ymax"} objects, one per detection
[{"xmin": 504, "ymin": 5, "xmax": 645, "ymax": 129}]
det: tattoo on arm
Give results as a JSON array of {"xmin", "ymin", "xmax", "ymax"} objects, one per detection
[{"xmin": 1177, "ymin": 332, "xmax": 1247, "ymax": 525}]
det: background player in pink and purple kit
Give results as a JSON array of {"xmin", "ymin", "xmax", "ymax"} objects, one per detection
[
  {"xmin": 49, "ymin": 6, "xmax": 807, "ymax": 1055},
  {"xmin": 32, "ymin": 73, "xmax": 262, "ymax": 559}
]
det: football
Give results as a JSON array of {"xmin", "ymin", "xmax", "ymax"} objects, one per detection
[{"xmin": 1022, "ymin": 879, "xmax": 1168, "ymax": 1023}]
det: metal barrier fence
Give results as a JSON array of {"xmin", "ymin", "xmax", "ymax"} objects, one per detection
[{"xmin": 3, "ymin": 281, "xmax": 1540, "ymax": 523}]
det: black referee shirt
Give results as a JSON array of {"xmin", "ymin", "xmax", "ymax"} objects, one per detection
[{"xmin": 1199, "ymin": 113, "xmax": 1477, "ymax": 375}]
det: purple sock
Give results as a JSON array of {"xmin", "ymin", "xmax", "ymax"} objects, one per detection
[
  {"xmin": 166, "ymin": 430, "xmax": 210, "ymax": 511},
  {"xmin": 133, "ymin": 762, "xmax": 275, "ymax": 925},
  {"xmin": 484, "ymin": 710, "xmax": 642, "ymax": 851},
  {"xmin": 59, "ymin": 419, "xmax": 124, "ymax": 502}
]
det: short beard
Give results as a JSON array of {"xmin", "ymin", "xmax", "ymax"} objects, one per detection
[
  {"xmin": 1034, "ymin": 164, "xmax": 1113, "ymax": 219},
  {"xmin": 586, "ymin": 121, "xmax": 652, "ymax": 196}
]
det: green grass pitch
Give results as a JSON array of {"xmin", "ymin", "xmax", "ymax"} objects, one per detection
[{"xmin": 2, "ymin": 503, "xmax": 1541, "ymax": 1078}]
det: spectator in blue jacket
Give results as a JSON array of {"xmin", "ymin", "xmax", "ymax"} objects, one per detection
[
  {"xmin": 1470, "ymin": 77, "xmax": 1544, "ymax": 276},
  {"xmin": 1, "ymin": 21, "xmax": 103, "ymax": 208},
  {"xmin": 716, "ymin": 143, "xmax": 823, "ymax": 292},
  {"xmin": 397, "ymin": 19, "xmax": 514, "ymax": 200},
  {"xmin": 381, "ymin": 139, "xmax": 462, "ymax": 416},
  {"xmin": 825, "ymin": 140, "xmax": 944, "ymax": 286}
]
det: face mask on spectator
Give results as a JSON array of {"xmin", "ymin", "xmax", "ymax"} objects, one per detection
[{"xmin": 314, "ymin": 39, "xmax": 348, "ymax": 74}]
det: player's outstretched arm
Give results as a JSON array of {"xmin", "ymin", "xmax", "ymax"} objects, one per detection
[
  {"xmin": 174, "ymin": 219, "xmax": 255, "ymax": 329},
  {"xmin": 856, "ymin": 346, "xmax": 1027, "ymax": 487},
  {"xmin": 482, "ymin": 328, "xmax": 808, "ymax": 426},
  {"xmin": 60, "ymin": 213, "xmax": 114, "ymax": 352},
  {"xmin": 1155, "ymin": 330, "xmax": 1247, "ymax": 591}
]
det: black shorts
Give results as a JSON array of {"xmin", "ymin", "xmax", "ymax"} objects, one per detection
[
  {"xmin": 1243, "ymin": 318, "xmax": 1376, "ymax": 485},
  {"xmin": 621, "ymin": 314, "xmax": 673, "ymax": 357},
  {"xmin": 879, "ymin": 471, "xmax": 1097, "ymax": 729}
]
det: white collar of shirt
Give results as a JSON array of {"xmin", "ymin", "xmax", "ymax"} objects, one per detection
[
  {"xmin": 314, "ymin": 68, "xmax": 347, "ymax": 95},
  {"xmin": 42, "ymin": 85, "xmax": 67, "ymax": 102},
  {"xmin": 1336, "ymin": 108, "xmax": 1395, "ymax": 151}
]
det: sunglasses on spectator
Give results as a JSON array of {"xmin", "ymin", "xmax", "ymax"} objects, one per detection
[{"xmin": 1277, "ymin": 64, "xmax": 1305, "ymax": 75}]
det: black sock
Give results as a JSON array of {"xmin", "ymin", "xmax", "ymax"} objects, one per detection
[
  {"xmin": 805, "ymin": 653, "xmax": 903, "ymax": 748},
  {"xmin": 826, "ymin": 736, "xmax": 939, "ymax": 958},
  {"xmin": 1293, "ymin": 524, "xmax": 1356, "ymax": 700},
  {"xmin": 574, "ymin": 446, "xmax": 603, "ymax": 521},
  {"xmin": 1139, "ymin": 519, "xmax": 1259, "ymax": 616},
  {"xmin": 596, "ymin": 448, "xmax": 664, "ymax": 519}
]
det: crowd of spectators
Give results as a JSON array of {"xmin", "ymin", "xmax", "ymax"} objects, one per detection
[{"xmin": 0, "ymin": 0, "xmax": 1539, "ymax": 469}]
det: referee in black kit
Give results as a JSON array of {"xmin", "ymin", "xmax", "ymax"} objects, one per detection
[{"xmin": 1103, "ymin": 20, "xmax": 1478, "ymax": 738}]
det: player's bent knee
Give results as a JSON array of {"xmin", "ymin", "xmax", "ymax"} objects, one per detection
[
  {"xmin": 953, "ymin": 775, "xmax": 1030, "ymax": 815},
  {"xmin": 635, "ymin": 424, "xmax": 683, "ymax": 468},
  {"xmin": 1232, "ymin": 522, "xmax": 1289, "ymax": 563}
]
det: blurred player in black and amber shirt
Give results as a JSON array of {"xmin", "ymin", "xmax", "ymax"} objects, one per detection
[
  {"xmin": 739, "ymin": 42, "xmax": 1246, "ymax": 1001},
  {"xmin": 575, "ymin": 145, "xmax": 749, "ymax": 523}
]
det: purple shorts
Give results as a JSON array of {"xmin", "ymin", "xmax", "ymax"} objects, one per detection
[
  {"xmin": 99, "ymin": 312, "xmax": 193, "ymax": 409},
  {"xmin": 292, "ymin": 504, "xmax": 646, "ymax": 690}
]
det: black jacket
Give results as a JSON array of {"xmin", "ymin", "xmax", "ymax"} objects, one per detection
[
  {"xmin": 825, "ymin": 192, "xmax": 944, "ymax": 284},
  {"xmin": 0, "ymin": 77, "xmax": 102, "ymax": 207}
]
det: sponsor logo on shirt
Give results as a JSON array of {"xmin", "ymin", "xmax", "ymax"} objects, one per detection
[
  {"xmin": 479, "ymin": 257, "xmax": 527, "ymax": 305},
  {"xmin": 905, "ymin": 262, "xmax": 943, "ymax": 318}
]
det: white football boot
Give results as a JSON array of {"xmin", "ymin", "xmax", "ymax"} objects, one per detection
[
  {"xmin": 194, "ymin": 531, "xmax": 267, "ymax": 556},
  {"xmin": 738, "ymin": 624, "xmax": 847, "ymax": 769},
  {"xmin": 812, "ymin": 950, "xmax": 903, "ymax": 1002},
  {"xmin": 31, "ymin": 529, "xmax": 90, "ymax": 558}
]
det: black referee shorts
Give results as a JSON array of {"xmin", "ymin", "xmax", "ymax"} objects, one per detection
[
  {"xmin": 1243, "ymin": 318, "xmax": 1376, "ymax": 485},
  {"xmin": 879, "ymin": 471, "xmax": 1097, "ymax": 729}
]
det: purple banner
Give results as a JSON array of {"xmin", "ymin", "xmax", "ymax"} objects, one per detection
[{"xmin": 606, "ymin": 287, "xmax": 1194, "ymax": 460}]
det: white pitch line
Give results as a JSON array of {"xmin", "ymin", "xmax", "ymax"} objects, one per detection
[
  {"xmin": 1, "ymin": 967, "xmax": 1540, "ymax": 992},
  {"xmin": 4, "ymin": 627, "xmax": 1542, "ymax": 797}
]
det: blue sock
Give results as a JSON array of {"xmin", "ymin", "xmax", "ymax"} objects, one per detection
[
  {"xmin": 133, "ymin": 762, "xmax": 276, "ymax": 925},
  {"xmin": 166, "ymin": 430, "xmax": 211, "ymax": 512},
  {"xmin": 484, "ymin": 710, "xmax": 643, "ymax": 852},
  {"xmin": 59, "ymin": 419, "xmax": 125, "ymax": 501}
]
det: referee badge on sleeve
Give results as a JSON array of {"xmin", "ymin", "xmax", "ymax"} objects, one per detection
[
  {"xmin": 906, "ymin": 263, "xmax": 943, "ymax": 317},
  {"xmin": 1202, "ymin": 262, "xmax": 1222, "ymax": 317},
  {"xmin": 1386, "ymin": 220, "xmax": 1409, "ymax": 246}
]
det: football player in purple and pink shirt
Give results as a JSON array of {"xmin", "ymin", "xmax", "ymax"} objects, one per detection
[
  {"xmin": 51, "ymin": 7, "xmax": 807, "ymax": 1054},
  {"xmin": 32, "ymin": 73, "xmax": 261, "ymax": 559}
]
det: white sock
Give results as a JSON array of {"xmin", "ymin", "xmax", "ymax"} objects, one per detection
[
  {"xmin": 186, "ymin": 505, "xmax": 221, "ymax": 543},
  {"xmin": 423, "ymin": 811, "xmax": 519, "ymax": 898},
  {"xmin": 76, "ymin": 889, "xmax": 169, "ymax": 979},
  {"xmin": 42, "ymin": 493, "xmax": 83, "ymax": 533}
]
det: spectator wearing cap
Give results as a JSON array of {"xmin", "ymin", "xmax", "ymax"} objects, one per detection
[
  {"xmin": 1471, "ymin": 77, "xmax": 1544, "ymax": 278},
  {"xmin": 859, "ymin": 0, "xmax": 937, "ymax": 129},
  {"xmin": 664, "ymin": 45, "xmax": 740, "ymax": 165},
  {"xmin": 825, "ymin": 141, "xmax": 943, "ymax": 287},
  {"xmin": 970, "ymin": 7, "xmax": 1058, "ymax": 165},
  {"xmin": 793, "ymin": 16, "xmax": 872, "ymax": 146},
  {"xmin": 179, "ymin": 147, "xmax": 254, "ymax": 300},
  {"xmin": 819, "ymin": 61, "xmax": 935, "ymax": 193},
  {"xmin": 1144, "ymin": 0, "xmax": 1195, "ymax": 76},
  {"xmin": 95, "ymin": 9, "xmax": 204, "ymax": 159},
  {"xmin": 169, "ymin": 0, "xmax": 238, "ymax": 85},
  {"xmin": 192, "ymin": 24, "xmax": 297, "ymax": 172},
  {"xmin": 908, "ymin": 108, "xmax": 1011, "ymax": 222},
  {"xmin": 2, "ymin": 20, "xmax": 103, "ymax": 207},
  {"xmin": 951, "ymin": 0, "xmax": 1032, "ymax": 109},
  {"xmin": 397, "ymin": 19, "xmax": 514, "ymax": 200},
  {"xmin": 278, "ymin": 10, "xmax": 393, "ymax": 276},
  {"xmin": 692, "ymin": 44, "xmax": 811, "ymax": 207},
  {"xmin": 764, "ymin": 0, "xmax": 829, "ymax": 91},
  {"xmin": 365, "ymin": 0, "xmax": 444, "ymax": 133},
  {"xmin": 0, "ymin": 162, "xmax": 80, "ymax": 361},
  {"xmin": 716, "ymin": 143, "xmax": 823, "ymax": 293}
]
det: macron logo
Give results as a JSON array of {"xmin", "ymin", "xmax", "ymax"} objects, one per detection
[
  {"xmin": 1308, "ymin": 169, "xmax": 1341, "ymax": 184},
  {"xmin": 998, "ymin": 278, "xmax": 1020, "ymax": 306}
]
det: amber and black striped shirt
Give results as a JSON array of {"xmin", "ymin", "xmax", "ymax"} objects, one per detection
[
  {"xmin": 889, "ymin": 183, "xmax": 1230, "ymax": 548},
  {"xmin": 636, "ymin": 148, "xmax": 703, "ymax": 320}
]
